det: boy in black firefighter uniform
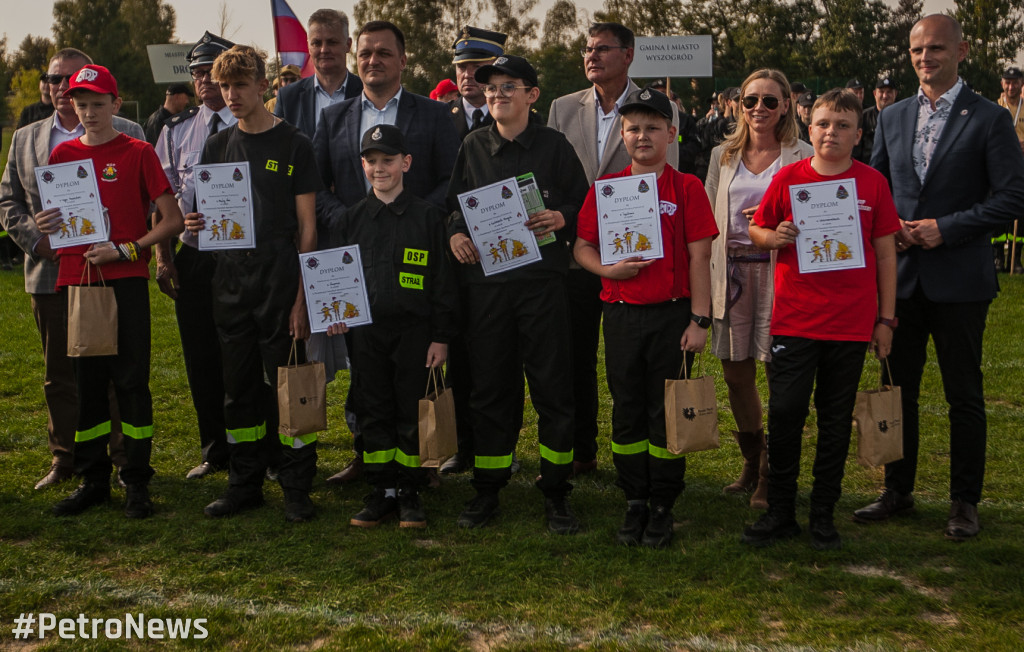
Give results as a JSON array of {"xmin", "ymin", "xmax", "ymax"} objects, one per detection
[
  {"xmin": 327, "ymin": 125, "xmax": 457, "ymax": 528},
  {"xmin": 446, "ymin": 55, "xmax": 589, "ymax": 533},
  {"xmin": 184, "ymin": 46, "xmax": 321, "ymax": 522}
]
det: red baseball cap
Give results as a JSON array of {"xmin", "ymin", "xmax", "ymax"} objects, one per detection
[
  {"xmin": 63, "ymin": 64, "xmax": 119, "ymax": 99},
  {"xmin": 430, "ymin": 78, "xmax": 458, "ymax": 101}
]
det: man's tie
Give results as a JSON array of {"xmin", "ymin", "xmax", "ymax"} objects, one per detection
[
  {"xmin": 472, "ymin": 109, "xmax": 484, "ymax": 131},
  {"xmin": 209, "ymin": 113, "xmax": 222, "ymax": 136}
]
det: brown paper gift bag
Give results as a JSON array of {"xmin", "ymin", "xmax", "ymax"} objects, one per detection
[
  {"xmin": 419, "ymin": 367, "xmax": 457, "ymax": 468},
  {"xmin": 854, "ymin": 359, "xmax": 903, "ymax": 467},
  {"xmin": 278, "ymin": 340, "xmax": 327, "ymax": 437},
  {"xmin": 665, "ymin": 355, "xmax": 719, "ymax": 455},
  {"xmin": 67, "ymin": 265, "xmax": 118, "ymax": 357}
]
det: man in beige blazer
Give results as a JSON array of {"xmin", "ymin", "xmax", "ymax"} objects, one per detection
[
  {"xmin": 547, "ymin": 22, "xmax": 680, "ymax": 476},
  {"xmin": 0, "ymin": 48, "xmax": 141, "ymax": 489}
]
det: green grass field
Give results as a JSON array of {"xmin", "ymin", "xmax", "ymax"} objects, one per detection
[{"xmin": 0, "ymin": 261, "xmax": 1022, "ymax": 650}]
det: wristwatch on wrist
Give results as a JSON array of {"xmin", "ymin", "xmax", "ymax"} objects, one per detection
[
  {"xmin": 876, "ymin": 316, "xmax": 898, "ymax": 329},
  {"xmin": 691, "ymin": 313, "xmax": 712, "ymax": 329}
]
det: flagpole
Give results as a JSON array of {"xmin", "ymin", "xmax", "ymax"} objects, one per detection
[{"xmin": 270, "ymin": 0, "xmax": 282, "ymax": 79}]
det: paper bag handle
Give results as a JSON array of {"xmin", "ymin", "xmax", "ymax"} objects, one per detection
[
  {"xmin": 424, "ymin": 366, "xmax": 447, "ymax": 398},
  {"xmin": 880, "ymin": 357, "xmax": 894, "ymax": 391},
  {"xmin": 78, "ymin": 261, "xmax": 106, "ymax": 286},
  {"xmin": 677, "ymin": 352, "xmax": 703, "ymax": 380},
  {"xmin": 287, "ymin": 338, "xmax": 299, "ymax": 367}
]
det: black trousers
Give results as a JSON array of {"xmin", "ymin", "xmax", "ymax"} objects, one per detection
[
  {"xmin": 213, "ymin": 246, "xmax": 308, "ymax": 486},
  {"xmin": 173, "ymin": 244, "xmax": 228, "ymax": 466},
  {"xmin": 466, "ymin": 277, "xmax": 575, "ymax": 497},
  {"xmin": 766, "ymin": 336, "xmax": 867, "ymax": 513},
  {"xmin": 883, "ymin": 286, "xmax": 990, "ymax": 505},
  {"xmin": 446, "ymin": 284, "xmax": 526, "ymax": 458},
  {"xmin": 351, "ymin": 323, "xmax": 430, "ymax": 490},
  {"xmin": 73, "ymin": 277, "xmax": 153, "ymax": 485},
  {"xmin": 603, "ymin": 300, "xmax": 691, "ymax": 506},
  {"xmin": 566, "ymin": 267, "xmax": 603, "ymax": 463}
]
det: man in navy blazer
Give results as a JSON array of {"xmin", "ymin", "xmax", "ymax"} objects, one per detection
[
  {"xmin": 854, "ymin": 14, "xmax": 1024, "ymax": 539},
  {"xmin": 312, "ymin": 20, "xmax": 460, "ymax": 484},
  {"xmin": 314, "ymin": 21, "xmax": 459, "ymax": 238},
  {"xmin": 274, "ymin": 8, "xmax": 363, "ymax": 138}
]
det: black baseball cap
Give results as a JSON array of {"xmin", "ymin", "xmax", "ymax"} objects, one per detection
[
  {"xmin": 1002, "ymin": 67, "xmax": 1023, "ymax": 80},
  {"xmin": 846, "ymin": 78, "xmax": 864, "ymax": 90},
  {"xmin": 619, "ymin": 87, "xmax": 673, "ymax": 119},
  {"xmin": 360, "ymin": 124, "xmax": 407, "ymax": 156},
  {"xmin": 474, "ymin": 55, "xmax": 538, "ymax": 87},
  {"xmin": 166, "ymin": 83, "xmax": 195, "ymax": 97},
  {"xmin": 790, "ymin": 82, "xmax": 807, "ymax": 95},
  {"xmin": 876, "ymin": 77, "xmax": 896, "ymax": 90},
  {"xmin": 797, "ymin": 90, "xmax": 817, "ymax": 107}
]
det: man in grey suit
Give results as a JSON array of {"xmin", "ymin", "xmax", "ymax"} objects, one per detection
[
  {"xmin": 547, "ymin": 22, "xmax": 680, "ymax": 476},
  {"xmin": 274, "ymin": 8, "xmax": 363, "ymax": 137},
  {"xmin": 0, "ymin": 48, "xmax": 143, "ymax": 489},
  {"xmin": 312, "ymin": 20, "xmax": 460, "ymax": 484},
  {"xmin": 853, "ymin": 15, "xmax": 1024, "ymax": 539}
]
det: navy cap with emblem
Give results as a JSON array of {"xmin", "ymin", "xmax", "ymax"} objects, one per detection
[
  {"xmin": 797, "ymin": 90, "xmax": 817, "ymax": 107},
  {"xmin": 360, "ymin": 124, "xmax": 408, "ymax": 157},
  {"xmin": 1002, "ymin": 66, "xmax": 1023, "ymax": 80},
  {"xmin": 187, "ymin": 31, "xmax": 235, "ymax": 69},
  {"xmin": 876, "ymin": 77, "xmax": 896, "ymax": 89},
  {"xmin": 846, "ymin": 78, "xmax": 864, "ymax": 90},
  {"xmin": 453, "ymin": 26, "xmax": 507, "ymax": 63},
  {"xmin": 474, "ymin": 54, "xmax": 538, "ymax": 87},
  {"xmin": 619, "ymin": 86, "xmax": 673, "ymax": 119}
]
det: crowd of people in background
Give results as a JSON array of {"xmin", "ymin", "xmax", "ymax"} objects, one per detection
[{"xmin": 2, "ymin": 11, "xmax": 1022, "ymax": 550}]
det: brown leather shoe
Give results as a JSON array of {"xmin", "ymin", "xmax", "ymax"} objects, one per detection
[
  {"xmin": 326, "ymin": 456, "xmax": 363, "ymax": 485},
  {"xmin": 944, "ymin": 500, "xmax": 980, "ymax": 540},
  {"xmin": 34, "ymin": 464, "xmax": 73, "ymax": 490}
]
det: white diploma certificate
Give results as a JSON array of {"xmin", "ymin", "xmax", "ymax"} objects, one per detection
[
  {"xmin": 593, "ymin": 173, "xmax": 663, "ymax": 265},
  {"xmin": 299, "ymin": 245, "xmax": 373, "ymax": 333},
  {"xmin": 789, "ymin": 178, "xmax": 865, "ymax": 273},
  {"xmin": 194, "ymin": 162, "xmax": 255, "ymax": 251},
  {"xmin": 458, "ymin": 177, "xmax": 543, "ymax": 276},
  {"xmin": 34, "ymin": 159, "xmax": 109, "ymax": 249}
]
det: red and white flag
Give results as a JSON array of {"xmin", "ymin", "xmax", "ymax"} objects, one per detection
[{"xmin": 271, "ymin": 0, "xmax": 314, "ymax": 77}]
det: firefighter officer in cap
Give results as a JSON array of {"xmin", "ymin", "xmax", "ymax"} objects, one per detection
[
  {"xmin": 152, "ymin": 31, "xmax": 240, "ymax": 480},
  {"xmin": 448, "ymin": 26, "xmax": 507, "ymax": 140},
  {"xmin": 855, "ymin": 77, "xmax": 897, "ymax": 164}
]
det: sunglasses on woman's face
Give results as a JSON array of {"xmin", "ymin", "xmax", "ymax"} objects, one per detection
[{"xmin": 741, "ymin": 95, "xmax": 780, "ymax": 110}]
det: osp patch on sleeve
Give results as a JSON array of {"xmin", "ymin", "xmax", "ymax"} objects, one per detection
[
  {"xmin": 399, "ymin": 272, "xmax": 424, "ymax": 290},
  {"xmin": 403, "ymin": 248, "xmax": 428, "ymax": 266}
]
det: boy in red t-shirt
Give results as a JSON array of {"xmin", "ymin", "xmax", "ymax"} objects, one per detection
[
  {"xmin": 575, "ymin": 88, "xmax": 718, "ymax": 548},
  {"xmin": 35, "ymin": 65, "xmax": 184, "ymax": 518},
  {"xmin": 744, "ymin": 88, "xmax": 899, "ymax": 550}
]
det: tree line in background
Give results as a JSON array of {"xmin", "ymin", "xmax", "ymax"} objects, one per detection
[{"xmin": 1, "ymin": 0, "xmax": 1022, "ymax": 126}]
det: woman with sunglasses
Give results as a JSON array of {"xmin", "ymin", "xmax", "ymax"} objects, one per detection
[{"xmin": 705, "ymin": 69, "xmax": 813, "ymax": 509}]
